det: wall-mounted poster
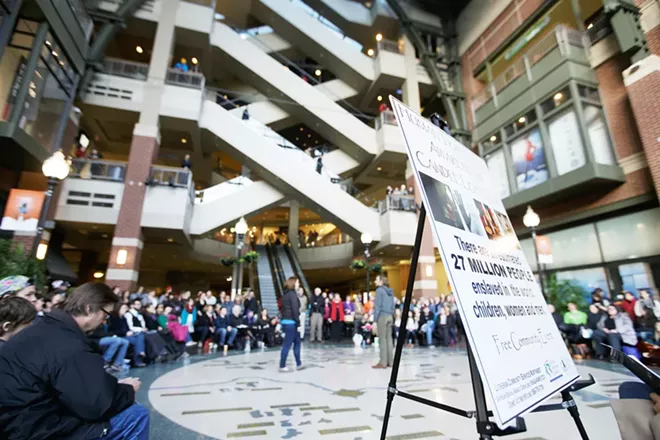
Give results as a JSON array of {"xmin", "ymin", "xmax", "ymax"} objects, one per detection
[
  {"xmin": 485, "ymin": 149, "xmax": 510, "ymax": 200},
  {"xmin": 584, "ymin": 105, "xmax": 616, "ymax": 166},
  {"xmin": 548, "ymin": 110, "xmax": 586, "ymax": 175},
  {"xmin": 0, "ymin": 189, "xmax": 45, "ymax": 231},
  {"xmin": 510, "ymin": 128, "xmax": 549, "ymax": 191}
]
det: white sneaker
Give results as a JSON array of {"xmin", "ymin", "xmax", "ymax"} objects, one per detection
[
  {"xmin": 296, "ymin": 365, "xmax": 306, "ymax": 371},
  {"xmin": 279, "ymin": 367, "xmax": 292, "ymax": 373}
]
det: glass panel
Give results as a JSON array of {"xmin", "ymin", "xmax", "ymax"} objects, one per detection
[
  {"xmin": 543, "ymin": 224, "xmax": 602, "ymax": 269},
  {"xmin": 618, "ymin": 262, "xmax": 655, "ymax": 297},
  {"xmin": 509, "ymin": 128, "xmax": 549, "ymax": 190},
  {"xmin": 584, "ymin": 105, "xmax": 616, "ymax": 166},
  {"xmin": 547, "ymin": 108, "xmax": 586, "ymax": 175},
  {"xmin": 577, "ymin": 84, "xmax": 600, "ymax": 102},
  {"xmin": 0, "ymin": 47, "xmax": 29, "ymax": 121},
  {"xmin": 597, "ymin": 208, "xmax": 660, "ymax": 261},
  {"xmin": 556, "ymin": 267, "xmax": 610, "ymax": 299},
  {"xmin": 520, "ymin": 238, "xmax": 537, "ymax": 272},
  {"xmin": 482, "ymin": 132, "xmax": 501, "ymax": 150},
  {"xmin": 18, "ymin": 59, "xmax": 69, "ymax": 151},
  {"xmin": 540, "ymin": 86, "xmax": 570, "ymax": 113},
  {"xmin": 484, "ymin": 149, "xmax": 510, "ymax": 199}
]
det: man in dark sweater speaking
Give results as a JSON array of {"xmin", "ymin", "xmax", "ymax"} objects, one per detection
[{"xmin": 0, "ymin": 282, "xmax": 149, "ymax": 440}]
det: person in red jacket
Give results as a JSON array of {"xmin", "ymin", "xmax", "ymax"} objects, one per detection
[
  {"xmin": 329, "ymin": 295, "xmax": 344, "ymax": 342},
  {"xmin": 620, "ymin": 291, "xmax": 637, "ymax": 322}
]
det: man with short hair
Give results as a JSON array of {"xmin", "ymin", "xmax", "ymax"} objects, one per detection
[
  {"xmin": 0, "ymin": 296, "xmax": 37, "ymax": 351},
  {"xmin": 309, "ymin": 287, "xmax": 324, "ymax": 343},
  {"xmin": 373, "ymin": 275, "xmax": 395, "ymax": 369},
  {"xmin": 0, "ymin": 282, "xmax": 149, "ymax": 439}
]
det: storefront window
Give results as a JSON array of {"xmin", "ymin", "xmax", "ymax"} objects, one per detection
[
  {"xmin": 543, "ymin": 224, "xmax": 602, "ymax": 269},
  {"xmin": 556, "ymin": 267, "xmax": 610, "ymax": 300},
  {"xmin": 547, "ymin": 108, "xmax": 586, "ymax": 175},
  {"xmin": 484, "ymin": 149, "xmax": 510, "ymax": 199},
  {"xmin": 577, "ymin": 84, "xmax": 600, "ymax": 103},
  {"xmin": 584, "ymin": 105, "xmax": 615, "ymax": 166},
  {"xmin": 618, "ymin": 262, "xmax": 655, "ymax": 296},
  {"xmin": 509, "ymin": 128, "xmax": 548, "ymax": 191},
  {"xmin": 540, "ymin": 86, "xmax": 570, "ymax": 114},
  {"xmin": 597, "ymin": 208, "xmax": 660, "ymax": 262}
]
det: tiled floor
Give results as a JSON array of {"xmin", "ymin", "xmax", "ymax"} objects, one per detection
[{"xmin": 133, "ymin": 344, "xmax": 636, "ymax": 439}]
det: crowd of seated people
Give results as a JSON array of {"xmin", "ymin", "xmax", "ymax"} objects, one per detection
[{"xmin": 548, "ymin": 288, "xmax": 660, "ymax": 362}]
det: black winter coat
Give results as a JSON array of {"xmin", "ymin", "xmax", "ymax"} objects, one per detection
[
  {"xmin": 280, "ymin": 289, "xmax": 300, "ymax": 325},
  {"xmin": 310, "ymin": 294, "xmax": 324, "ymax": 314},
  {"xmin": 0, "ymin": 310, "xmax": 135, "ymax": 440}
]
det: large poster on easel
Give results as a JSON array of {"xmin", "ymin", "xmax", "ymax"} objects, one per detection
[{"xmin": 390, "ymin": 97, "xmax": 579, "ymax": 426}]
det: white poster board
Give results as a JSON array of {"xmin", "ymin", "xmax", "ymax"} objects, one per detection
[{"xmin": 390, "ymin": 97, "xmax": 579, "ymax": 426}]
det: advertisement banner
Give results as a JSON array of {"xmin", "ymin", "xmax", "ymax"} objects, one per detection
[
  {"xmin": 547, "ymin": 110, "xmax": 586, "ymax": 175},
  {"xmin": 510, "ymin": 129, "xmax": 548, "ymax": 191},
  {"xmin": 0, "ymin": 189, "xmax": 45, "ymax": 232},
  {"xmin": 535, "ymin": 235, "xmax": 553, "ymax": 264},
  {"xmin": 390, "ymin": 96, "xmax": 579, "ymax": 426}
]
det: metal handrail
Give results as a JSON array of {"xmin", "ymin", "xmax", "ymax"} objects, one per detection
[
  {"xmin": 166, "ymin": 68, "xmax": 205, "ymax": 89},
  {"xmin": 101, "ymin": 58, "xmax": 149, "ymax": 80},
  {"xmin": 149, "ymin": 166, "xmax": 194, "ymax": 201},
  {"xmin": 375, "ymin": 110, "xmax": 398, "ymax": 130},
  {"xmin": 67, "ymin": 0, "xmax": 93, "ymax": 40},
  {"xmin": 70, "ymin": 158, "xmax": 126, "ymax": 181}
]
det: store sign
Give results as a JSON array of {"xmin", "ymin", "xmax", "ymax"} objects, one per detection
[
  {"xmin": 504, "ymin": 16, "xmax": 550, "ymax": 61},
  {"xmin": 390, "ymin": 96, "xmax": 579, "ymax": 426},
  {"xmin": 548, "ymin": 110, "xmax": 586, "ymax": 175},
  {"xmin": 535, "ymin": 235, "xmax": 553, "ymax": 264},
  {"xmin": 0, "ymin": 189, "xmax": 45, "ymax": 232}
]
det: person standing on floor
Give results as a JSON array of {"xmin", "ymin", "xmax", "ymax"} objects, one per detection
[
  {"xmin": 309, "ymin": 287, "xmax": 324, "ymax": 343},
  {"xmin": 329, "ymin": 294, "xmax": 345, "ymax": 343},
  {"xmin": 279, "ymin": 277, "xmax": 303, "ymax": 372},
  {"xmin": 297, "ymin": 287, "xmax": 308, "ymax": 340},
  {"xmin": 373, "ymin": 275, "xmax": 395, "ymax": 369}
]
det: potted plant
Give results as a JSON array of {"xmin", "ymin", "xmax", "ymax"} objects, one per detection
[
  {"xmin": 220, "ymin": 256, "xmax": 235, "ymax": 267},
  {"xmin": 242, "ymin": 251, "xmax": 259, "ymax": 264},
  {"xmin": 349, "ymin": 259, "xmax": 366, "ymax": 271},
  {"xmin": 368, "ymin": 261, "xmax": 383, "ymax": 274},
  {"xmin": 0, "ymin": 239, "xmax": 46, "ymax": 289}
]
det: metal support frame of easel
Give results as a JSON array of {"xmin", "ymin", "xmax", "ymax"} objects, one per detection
[{"xmin": 379, "ymin": 114, "xmax": 595, "ymax": 440}]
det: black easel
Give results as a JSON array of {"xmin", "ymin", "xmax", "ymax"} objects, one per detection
[{"xmin": 379, "ymin": 114, "xmax": 595, "ymax": 440}]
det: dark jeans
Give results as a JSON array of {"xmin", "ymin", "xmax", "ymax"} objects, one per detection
[
  {"xmin": 593, "ymin": 329, "xmax": 622, "ymax": 356},
  {"xmin": 217, "ymin": 327, "xmax": 237, "ymax": 346},
  {"xmin": 103, "ymin": 403, "xmax": 149, "ymax": 440},
  {"xmin": 331, "ymin": 321, "xmax": 342, "ymax": 342},
  {"xmin": 125, "ymin": 333, "xmax": 146, "ymax": 365},
  {"xmin": 196, "ymin": 326, "xmax": 213, "ymax": 344},
  {"xmin": 279, "ymin": 323, "xmax": 301, "ymax": 368}
]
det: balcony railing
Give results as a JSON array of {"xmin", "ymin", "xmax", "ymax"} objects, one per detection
[
  {"xmin": 149, "ymin": 166, "xmax": 195, "ymax": 201},
  {"xmin": 166, "ymin": 69, "xmax": 205, "ymax": 89},
  {"xmin": 67, "ymin": 0, "xmax": 93, "ymax": 40},
  {"xmin": 471, "ymin": 25, "xmax": 590, "ymax": 114},
  {"xmin": 101, "ymin": 58, "xmax": 149, "ymax": 81},
  {"xmin": 374, "ymin": 110, "xmax": 398, "ymax": 130},
  {"xmin": 70, "ymin": 159, "xmax": 126, "ymax": 181},
  {"xmin": 378, "ymin": 195, "xmax": 417, "ymax": 214},
  {"xmin": 376, "ymin": 39, "xmax": 402, "ymax": 55}
]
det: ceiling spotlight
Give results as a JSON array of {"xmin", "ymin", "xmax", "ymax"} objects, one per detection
[
  {"xmin": 300, "ymin": 127, "xmax": 304, "ymax": 131},
  {"xmin": 553, "ymin": 92, "xmax": 563, "ymax": 101},
  {"xmin": 376, "ymin": 33, "xmax": 383, "ymax": 42},
  {"xmin": 377, "ymin": 95, "xmax": 383, "ymax": 101},
  {"xmin": 295, "ymin": 137, "xmax": 299, "ymax": 141},
  {"xmin": 136, "ymin": 46, "xmax": 143, "ymax": 54},
  {"xmin": 490, "ymin": 135, "xmax": 497, "ymax": 142},
  {"xmin": 377, "ymin": 166, "xmax": 382, "ymax": 171},
  {"xmin": 315, "ymin": 69, "xmax": 322, "ymax": 76},
  {"xmin": 93, "ymin": 271, "xmax": 104, "ymax": 279},
  {"xmin": 518, "ymin": 116, "xmax": 526, "ymax": 124},
  {"xmin": 191, "ymin": 57, "xmax": 198, "ymax": 64},
  {"xmin": 367, "ymin": 48, "xmax": 374, "ymax": 56},
  {"xmin": 307, "ymin": 134, "xmax": 311, "ymax": 138},
  {"xmin": 167, "ymin": 238, "xmax": 174, "ymax": 242},
  {"xmin": 181, "ymin": 138, "xmax": 187, "ymax": 144},
  {"xmin": 587, "ymin": 23, "xmax": 594, "ymax": 29},
  {"xmin": 51, "ymin": 51, "xmax": 58, "ymax": 57}
]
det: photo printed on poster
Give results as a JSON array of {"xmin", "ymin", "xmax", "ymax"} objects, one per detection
[
  {"xmin": 510, "ymin": 129, "xmax": 549, "ymax": 191},
  {"xmin": 390, "ymin": 96, "xmax": 579, "ymax": 426}
]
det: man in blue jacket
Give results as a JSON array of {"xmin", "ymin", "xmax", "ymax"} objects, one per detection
[
  {"xmin": 0, "ymin": 282, "xmax": 149, "ymax": 440},
  {"xmin": 373, "ymin": 275, "xmax": 395, "ymax": 369}
]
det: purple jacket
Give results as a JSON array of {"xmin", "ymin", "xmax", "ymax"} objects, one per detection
[{"xmin": 343, "ymin": 301, "xmax": 355, "ymax": 314}]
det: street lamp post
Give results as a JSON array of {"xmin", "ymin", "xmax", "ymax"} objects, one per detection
[
  {"xmin": 361, "ymin": 232, "xmax": 373, "ymax": 303},
  {"xmin": 523, "ymin": 205, "xmax": 545, "ymax": 298},
  {"xmin": 33, "ymin": 151, "xmax": 70, "ymax": 259},
  {"xmin": 232, "ymin": 217, "xmax": 249, "ymax": 299}
]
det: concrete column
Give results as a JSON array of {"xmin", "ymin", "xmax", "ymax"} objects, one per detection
[
  {"xmin": 624, "ymin": 55, "xmax": 660, "ymax": 202},
  {"xmin": 106, "ymin": 0, "xmax": 178, "ymax": 290},
  {"xmin": 289, "ymin": 200, "xmax": 300, "ymax": 253},
  {"xmin": 402, "ymin": 35, "xmax": 438, "ymax": 299}
]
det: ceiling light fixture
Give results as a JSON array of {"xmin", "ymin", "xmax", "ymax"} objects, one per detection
[
  {"xmin": 377, "ymin": 95, "xmax": 383, "ymax": 101},
  {"xmin": 553, "ymin": 92, "xmax": 563, "ymax": 101},
  {"xmin": 93, "ymin": 271, "xmax": 104, "ymax": 279},
  {"xmin": 377, "ymin": 166, "xmax": 382, "ymax": 171},
  {"xmin": 167, "ymin": 238, "xmax": 174, "ymax": 242},
  {"xmin": 315, "ymin": 69, "xmax": 322, "ymax": 76},
  {"xmin": 376, "ymin": 33, "xmax": 383, "ymax": 42},
  {"xmin": 518, "ymin": 116, "xmax": 526, "ymax": 124},
  {"xmin": 587, "ymin": 23, "xmax": 594, "ymax": 29},
  {"xmin": 181, "ymin": 138, "xmax": 187, "ymax": 144},
  {"xmin": 191, "ymin": 57, "xmax": 198, "ymax": 64},
  {"xmin": 367, "ymin": 48, "xmax": 374, "ymax": 56},
  {"xmin": 300, "ymin": 127, "xmax": 304, "ymax": 131},
  {"xmin": 490, "ymin": 135, "xmax": 497, "ymax": 142},
  {"xmin": 136, "ymin": 46, "xmax": 143, "ymax": 54}
]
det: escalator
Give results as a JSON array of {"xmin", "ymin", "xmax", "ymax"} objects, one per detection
[
  {"xmin": 256, "ymin": 245, "xmax": 281, "ymax": 314},
  {"xmin": 200, "ymin": 99, "xmax": 381, "ymax": 241},
  {"xmin": 284, "ymin": 244, "xmax": 311, "ymax": 297}
]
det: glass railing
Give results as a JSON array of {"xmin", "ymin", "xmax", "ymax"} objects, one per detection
[
  {"xmin": 299, "ymin": 232, "xmax": 353, "ymax": 248},
  {"xmin": 378, "ymin": 194, "xmax": 417, "ymax": 214},
  {"xmin": 194, "ymin": 175, "xmax": 252, "ymax": 204},
  {"xmin": 287, "ymin": 0, "xmax": 363, "ymax": 51},
  {"xmin": 70, "ymin": 159, "xmax": 126, "ymax": 181},
  {"xmin": 376, "ymin": 39, "xmax": 402, "ymax": 55},
  {"xmin": 67, "ymin": 0, "xmax": 93, "ymax": 40},
  {"xmin": 471, "ymin": 25, "xmax": 589, "ymax": 114},
  {"xmin": 166, "ymin": 69, "xmax": 205, "ymax": 89},
  {"xmin": 374, "ymin": 110, "xmax": 397, "ymax": 130},
  {"xmin": 101, "ymin": 58, "xmax": 149, "ymax": 80}
]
